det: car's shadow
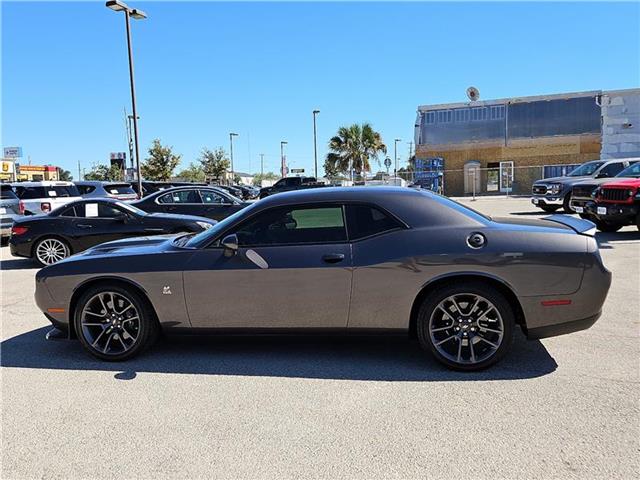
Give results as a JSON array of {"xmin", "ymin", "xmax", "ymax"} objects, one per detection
[
  {"xmin": 0, "ymin": 257, "xmax": 38, "ymax": 271},
  {"xmin": 596, "ymin": 230, "xmax": 640, "ymax": 249},
  {"xmin": 1, "ymin": 327, "xmax": 557, "ymax": 382}
]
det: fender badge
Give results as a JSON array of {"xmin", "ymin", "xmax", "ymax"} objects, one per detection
[{"xmin": 162, "ymin": 286, "xmax": 172, "ymax": 295}]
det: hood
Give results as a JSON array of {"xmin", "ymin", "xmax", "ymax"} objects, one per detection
[
  {"xmin": 145, "ymin": 212, "xmax": 217, "ymax": 224},
  {"xmin": 81, "ymin": 235, "xmax": 178, "ymax": 257},
  {"xmin": 571, "ymin": 178, "xmax": 615, "ymax": 188},
  {"xmin": 534, "ymin": 175, "xmax": 587, "ymax": 185},
  {"xmin": 600, "ymin": 178, "xmax": 640, "ymax": 188}
]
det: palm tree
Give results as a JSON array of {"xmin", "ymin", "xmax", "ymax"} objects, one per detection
[{"xmin": 325, "ymin": 123, "xmax": 387, "ymax": 179}]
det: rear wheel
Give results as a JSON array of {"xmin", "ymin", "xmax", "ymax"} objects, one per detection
[
  {"xmin": 595, "ymin": 221, "xmax": 622, "ymax": 233},
  {"xmin": 34, "ymin": 237, "xmax": 70, "ymax": 267},
  {"xmin": 74, "ymin": 285, "xmax": 158, "ymax": 361},
  {"xmin": 540, "ymin": 205, "xmax": 558, "ymax": 213},
  {"xmin": 416, "ymin": 282, "xmax": 514, "ymax": 371}
]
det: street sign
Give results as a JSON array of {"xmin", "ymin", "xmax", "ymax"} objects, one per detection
[
  {"xmin": 110, "ymin": 152, "xmax": 127, "ymax": 160},
  {"xmin": 291, "ymin": 168, "xmax": 305, "ymax": 174},
  {"xmin": 384, "ymin": 157, "xmax": 392, "ymax": 168},
  {"xmin": 3, "ymin": 147, "xmax": 22, "ymax": 158}
]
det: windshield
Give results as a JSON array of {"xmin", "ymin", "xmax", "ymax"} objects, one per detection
[
  {"xmin": 617, "ymin": 162, "xmax": 640, "ymax": 178},
  {"xmin": 183, "ymin": 203, "xmax": 258, "ymax": 248},
  {"xmin": 116, "ymin": 201, "xmax": 147, "ymax": 216},
  {"xmin": 106, "ymin": 184, "xmax": 136, "ymax": 195},
  {"xmin": 568, "ymin": 161, "xmax": 604, "ymax": 177}
]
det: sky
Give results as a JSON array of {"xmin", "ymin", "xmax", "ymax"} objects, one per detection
[{"xmin": 2, "ymin": 1, "xmax": 639, "ymax": 178}]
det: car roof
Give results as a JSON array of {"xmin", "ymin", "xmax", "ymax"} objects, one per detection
[
  {"xmin": 75, "ymin": 181, "xmax": 129, "ymax": 186},
  {"xmin": 11, "ymin": 181, "xmax": 75, "ymax": 187},
  {"xmin": 258, "ymin": 186, "xmax": 427, "ymax": 205}
]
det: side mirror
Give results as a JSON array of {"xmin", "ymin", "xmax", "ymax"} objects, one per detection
[{"xmin": 221, "ymin": 234, "xmax": 239, "ymax": 257}]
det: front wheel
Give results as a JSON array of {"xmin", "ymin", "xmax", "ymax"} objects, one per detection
[
  {"xmin": 34, "ymin": 237, "xmax": 70, "ymax": 267},
  {"xmin": 74, "ymin": 285, "xmax": 158, "ymax": 361},
  {"xmin": 417, "ymin": 282, "xmax": 514, "ymax": 371},
  {"xmin": 595, "ymin": 221, "xmax": 622, "ymax": 233},
  {"xmin": 562, "ymin": 194, "xmax": 573, "ymax": 214}
]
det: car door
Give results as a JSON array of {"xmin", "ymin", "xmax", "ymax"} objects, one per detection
[
  {"xmin": 199, "ymin": 188, "xmax": 239, "ymax": 220},
  {"xmin": 156, "ymin": 189, "xmax": 204, "ymax": 217},
  {"xmin": 183, "ymin": 203, "xmax": 352, "ymax": 329},
  {"xmin": 72, "ymin": 201, "xmax": 142, "ymax": 250}
]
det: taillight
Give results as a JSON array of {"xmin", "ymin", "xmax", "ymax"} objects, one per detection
[
  {"xmin": 41, "ymin": 202, "xmax": 51, "ymax": 213},
  {"xmin": 19, "ymin": 200, "xmax": 25, "ymax": 215},
  {"xmin": 11, "ymin": 225, "xmax": 29, "ymax": 236}
]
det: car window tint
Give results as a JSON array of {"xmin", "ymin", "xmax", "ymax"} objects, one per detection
[
  {"xmin": 0, "ymin": 185, "xmax": 17, "ymax": 199},
  {"xmin": 107, "ymin": 184, "xmax": 136, "ymax": 194},
  {"xmin": 346, "ymin": 204, "xmax": 403, "ymax": 240},
  {"xmin": 59, "ymin": 206, "xmax": 77, "ymax": 217},
  {"xmin": 235, "ymin": 205, "xmax": 347, "ymax": 246},
  {"xmin": 600, "ymin": 163, "xmax": 624, "ymax": 177},
  {"xmin": 98, "ymin": 203, "xmax": 125, "ymax": 218},
  {"xmin": 200, "ymin": 190, "xmax": 226, "ymax": 204},
  {"xmin": 159, "ymin": 190, "xmax": 201, "ymax": 204}
]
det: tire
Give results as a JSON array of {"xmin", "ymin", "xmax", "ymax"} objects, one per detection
[
  {"xmin": 562, "ymin": 194, "xmax": 573, "ymax": 214},
  {"xmin": 34, "ymin": 237, "xmax": 71, "ymax": 267},
  {"xmin": 416, "ymin": 282, "xmax": 514, "ymax": 371},
  {"xmin": 74, "ymin": 284, "xmax": 158, "ymax": 361},
  {"xmin": 595, "ymin": 221, "xmax": 622, "ymax": 233},
  {"xmin": 579, "ymin": 213, "xmax": 593, "ymax": 220},
  {"xmin": 540, "ymin": 205, "xmax": 558, "ymax": 213}
]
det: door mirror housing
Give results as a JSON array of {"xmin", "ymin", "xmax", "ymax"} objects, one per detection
[{"xmin": 221, "ymin": 234, "xmax": 239, "ymax": 257}]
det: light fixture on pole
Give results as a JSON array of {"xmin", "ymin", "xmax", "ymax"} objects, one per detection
[
  {"xmin": 229, "ymin": 132, "xmax": 239, "ymax": 184},
  {"xmin": 106, "ymin": 0, "xmax": 147, "ymax": 197},
  {"xmin": 280, "ymin": 141, "xmax": 288, "ymax": 178},
  {"xmin": 312, "ymin": 110, "xmax": 320, "ymax": 178},
  {"xmin": 394, "ymin": 138, "xmax": 401, "ymax": 177}
]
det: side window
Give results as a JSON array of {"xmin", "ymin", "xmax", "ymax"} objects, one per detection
[
  {"xmin": 600, "ymin": 163, "xmax": 624, "ymax": 177},
  {"xmin": 200, "ymin": 190, "xmax": 227, "ymax": 204},
  {"xmin": 98, "ymin": 204, "xmax": 125, "ymax": 218},
  {"xmin": 59, "ymin": 206, "xmax": 77, "ymax": 217},
  {"xmin": 346, "ymin": 204, "xmax": 403, "ymax": 240},
  {"xmin": 234, "ymin": 205, "xmax": 347, "ymax": 246},
  {"xmin": 158, "ymin": 189, "xmax": 201, "ymax": 204}
]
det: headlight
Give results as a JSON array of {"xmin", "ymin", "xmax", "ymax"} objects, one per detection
[
  {"xmin": 627, "ymin": 189, "xmax": 634, "ymax": 197},
  {"xmin": 549, "ymin": 183, "xmax": 562, "ymax": 194},
  {"xmin": 196, "ymin": 221, "xmax": 212, "ymax": 230}
]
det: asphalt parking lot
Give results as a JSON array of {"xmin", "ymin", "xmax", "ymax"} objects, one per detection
[{"xmin": 1, "ymin": 196, "xmax": 638, "ymax": 479}]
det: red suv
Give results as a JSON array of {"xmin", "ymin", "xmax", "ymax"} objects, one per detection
[{"xmin": 586, "ymin": 175, "xmax": 640, "ymax": 232}]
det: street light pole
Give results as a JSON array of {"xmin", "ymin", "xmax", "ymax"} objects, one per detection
[
  {"xmin": 260, "ymin": 153, "xmax": 264, "ymax": 177},
  {"xmin": 312, "ymin": 110, "xmax": 320, "ymax": 178},
  {"xmin": 106, "ymin": 0, "xmax": 147, "ymax": 197},
  {"xmin": 229, "ymin": 132, "xmax": 238, "ymax": 185},
  {"xmin": 394, "ymin": 138, "xmax": 401, "ymax": 177},
  {"xmin": 280, "ymin": 141, "xmax": 288, "ymax": 178}
]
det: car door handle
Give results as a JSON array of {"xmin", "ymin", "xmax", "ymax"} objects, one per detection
[
  {"xmin": 76, "ymin": 224, "xmax": 93, "ymax": 229},
  {"xmin": 322, "ymin": 253, "xmax": 345, "ymax": 264}
]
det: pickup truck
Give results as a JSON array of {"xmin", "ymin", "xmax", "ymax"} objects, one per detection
[
  {"xmin": 584, "ymin": 164, "xmax": 640, "ymax": 232},
  {"xmin": 259, "ymin": 176, "xmax": 326, "ymax": 199},
  {"xmin": 531, "ymin": 158, "xmax": 631, "ymax": 213}
]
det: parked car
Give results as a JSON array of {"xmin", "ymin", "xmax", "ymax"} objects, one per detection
[
  {"xmin": 34, "ymin": 187, "xmax": 610, "ymax": 371},
  {"xmin": 11, "ymin": 181, "xmax": 82, "ymax": 215},
  {"xmin": 75, "ymin": 181, "xmax": 138, "ymax": 201},
  {"xmin": 584, "ymin": 171, "xmax": 640, "ymax": 232},
  {"xmin": 215, "ymin": 184, "xmax": 245, "ymax": 198},
  {"xmin": 259, "ymin": 176, "xmax": 326, "ymax": 199},
  {"xmin": 570, "ymin": 159, "xmax": 640, "ymax": 218},
  {"xmin": 1, "ymin": 184, "xmax": 22, "ymax": 240},
  {"xmin": 131, "ymin": 181, "xmax": 206, "ymax": 196},
  {"xmin": 9, "ymin": 198, "xmax": 214, "ymax": 267},
  {"xmin": 232, "ymin": 184, "xmax": 260, "ymax": 200},
  {"xmin": 531, "ymin": 159, "xmax": 631, "ymax": 213}
]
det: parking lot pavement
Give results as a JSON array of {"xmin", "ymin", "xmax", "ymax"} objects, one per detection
[{"xmin": 1, "ymin": 196, "xmax": 638, "ymax": 479}]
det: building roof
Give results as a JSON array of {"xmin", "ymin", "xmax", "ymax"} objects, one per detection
[{"xmin": 417, "ymin": 88, "xmax": 640, "ymax": 112}]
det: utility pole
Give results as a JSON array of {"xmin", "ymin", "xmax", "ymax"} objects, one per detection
[
  {"xmin": 260, "ymin": 153, "xmax": 265, "ymax": 177},
  {"xmin": 229, "ymin": 132, "xmax": 238, "ymax": 185},
  {"xmin": 394, "ymin": 138, "xmax": 401, "ymax": 177},
  {"xmin": 280, "ymin": 141, "xmax": 288, "ymax": 178},
  {"xmin": 78, "ymin": 160, "xmax": 81, "ymax": 181},
  {"xmin": 312, "ymin": 110, "xmax": 320, "ymax": 178}
]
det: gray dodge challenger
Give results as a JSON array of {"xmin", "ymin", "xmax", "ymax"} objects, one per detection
[{"xmin": 35, "ymin": 187, "xmax": 611, "ymax": 370}]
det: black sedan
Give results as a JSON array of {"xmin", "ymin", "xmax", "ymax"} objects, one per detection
[
  {"xmin": 9, "ymin": 198, "xmax": 215, "ymax": 266},
  {"xmin": 131, "ymin": 185, "xmax": 249, "ymax": 221}
]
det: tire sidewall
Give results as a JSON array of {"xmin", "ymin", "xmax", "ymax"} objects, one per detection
[
  {"xmin": 417, "ymin": 282, "xmax": 515, "ymax": 371},
  {"xmin": 74, "ymin": 285, "xmax": 153, "ymax": 361},
  {"xmin": 34, "ymin": 237, "xmax": 70, "ymax": 267}
]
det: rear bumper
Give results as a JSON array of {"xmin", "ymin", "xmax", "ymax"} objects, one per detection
[
  {"xmin": 520, "ymin": 252, "xmax": 611, "ymax": 339},
  {"xmin": 9, "ymin": 238, "xmax": 31, "ymax": 258}
]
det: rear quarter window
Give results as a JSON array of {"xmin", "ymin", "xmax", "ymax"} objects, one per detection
[
  {"xmin": 1, "ymin": 185, "xmax": 18, "ymax": 199},
  {"xmin": 346, "ymin": 204, "xmax": 404, "ymax": 240}
]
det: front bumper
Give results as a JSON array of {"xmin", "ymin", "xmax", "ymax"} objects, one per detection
[
  {"xmin": 585, "ymin": 202, "xmax": 639, "ymax": 223},
  {"xmin": 531, "ymin": 196, "xmax": 563, "ymax": 206},
  {"xmin": 569, "ymin": 198, "xmax": 592, "ymax": 213}
]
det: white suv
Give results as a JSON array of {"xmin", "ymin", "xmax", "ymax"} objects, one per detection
[{"xmin": 12, "ymin": 181, "xmax": 82, "ymax": 215}]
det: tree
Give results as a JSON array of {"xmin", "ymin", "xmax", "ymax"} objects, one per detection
[
  {"xmin": 83, "ymin": 164, "xmax": 123, "ymax": 181},
  {"xmin": 324, "ymin": 123, "xmax": 387, "ymax": 176},
  {"xmin": 175, "ymin": 162, "xmax": 205, "ymax": 182},
  {"xmin": 199, "ymin": 147, "xmax": 230, "ymax": 182},
  {"xmin": 58, "ymin": 169, "xmax": 73, "ymax": 181},
  {"xmin": 252, "ymin": 172, "xmax": 279, "ymax": 187},
  {"xmin": 141, "ymin": 139, "xmax": 181, "ymax": 180}
]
